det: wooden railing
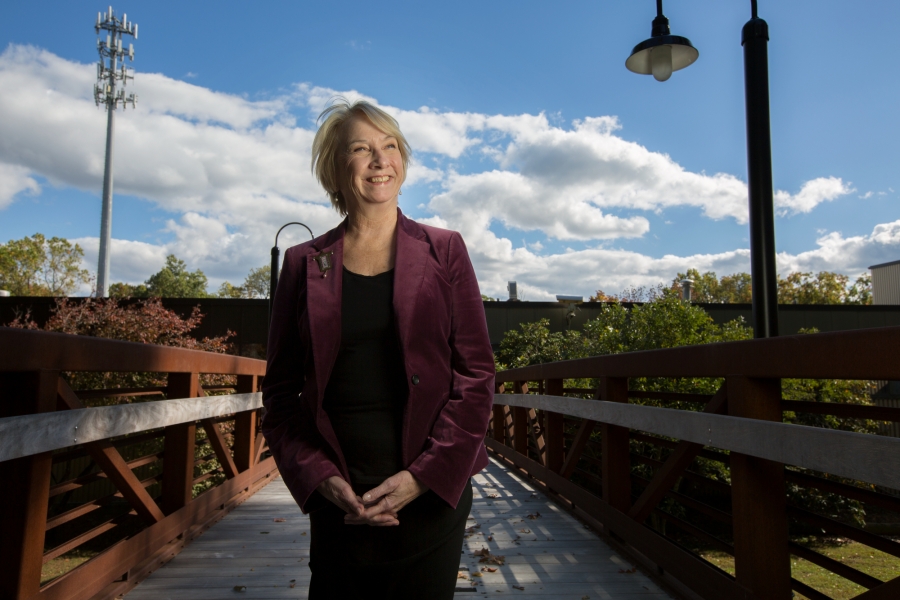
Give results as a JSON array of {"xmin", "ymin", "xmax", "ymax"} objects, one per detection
[
  {"xmin": 0, "ymin": 328, "xmax": 277, "ymax": 600},
  {"xmin": 491, "ymin": 326, "xmax": 900, "ymax": 600}
]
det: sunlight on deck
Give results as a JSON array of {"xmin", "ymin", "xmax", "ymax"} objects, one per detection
[{"xmin": 126, "ymin": 458, "xmax": 673, "ymax": 599}]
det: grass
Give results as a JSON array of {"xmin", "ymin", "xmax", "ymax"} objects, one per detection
[
  {"xmin": 700, "ymin": 537, "xmax": 900, "ymax": 600},
  {"xmin": 41, "ymin": 549, "xmax": 96, "ymax": 585}
]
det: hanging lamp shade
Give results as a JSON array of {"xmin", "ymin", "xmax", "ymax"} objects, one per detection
[{"xmin": 625, "ymin": 2, "xmax": 699, "ymax": 81}]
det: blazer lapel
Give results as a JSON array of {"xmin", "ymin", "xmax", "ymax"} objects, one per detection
[
  {"xmin": 305, "ymin": 224, "xmax": 344, "ymax": 412},
  {"xmin": 393, "ymin": 211, "xmax": 430, "ymax": 352}
]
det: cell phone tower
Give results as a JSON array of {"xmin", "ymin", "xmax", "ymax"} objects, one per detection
[{"xmin": 94, "ymin": 6, "xmax": 137, "ymax": 297}]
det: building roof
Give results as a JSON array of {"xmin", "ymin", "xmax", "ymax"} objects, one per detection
[{"xmin": 869, "ymin": 259, "xmax": 900, "ymax": 270}]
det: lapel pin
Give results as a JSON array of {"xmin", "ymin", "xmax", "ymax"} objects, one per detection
[{"xmin": 314, "ymin": 251, "xmax": 334, "ymax": 278}]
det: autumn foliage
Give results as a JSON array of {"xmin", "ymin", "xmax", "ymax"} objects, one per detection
[{"xmin": 8, "ymin": 296, "xmax": 234, "ymax": 405}]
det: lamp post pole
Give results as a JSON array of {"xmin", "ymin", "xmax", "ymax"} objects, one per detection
[
  {"xmin": 626, "ymin": 0, "xmax": 778, "ymax": 338},
  {"xmin": 270, "ymin": 222, "xmax": 314, "ymax": 321},
  {"xmin": 743, "ymin": 1, "xmax": 779, "ymax": 338}
]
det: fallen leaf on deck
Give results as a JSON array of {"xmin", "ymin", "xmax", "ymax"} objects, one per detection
[
  {"xmin": 513, "ymin": 585, "xmax": 525, "ymax": 590},
  {"xmin": 472, "ymin": 572, "xmax": 483, "ymax": 577},
  {"xmin": 458, "ymin": 572, "xmax": 468, "ymax": 579},
  {"xmin": 487, "ymin": 535, "xmax": 494, "ymax": 541},
  {"xmin": 273, "ymin": 517, "xmax": 286, "ymax": 522},
  {"xmin": 618, "ymin": 567, "xmax": 637, "ymax": 574},
  {"xmin": 475, "ymin": 547, "xmax": 506, "ymax": 566},
  {"xmin": 233, "ymin": 586, "xmax": 246, "ymax": 592},
  {"xmin": 519, "ymin": 529, "xmax": 531, "ymax": 533},
  {"xmin": 487, "ymin": 493, "xmax": 500, "ymax": 498},
  {"xmin": 527, "ymin": 512, "xmax": 542, "ymax": 519},
  {"xmin": 482, "ymin": 567, "xmax": 498, "ymax": 573}
]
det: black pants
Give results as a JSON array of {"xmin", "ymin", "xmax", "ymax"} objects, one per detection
[{"xmin": 308, "ymin": 483, "xmax": 472, "ymax": 600}]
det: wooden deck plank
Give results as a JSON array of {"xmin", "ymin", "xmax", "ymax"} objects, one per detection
[{"xmin": 126, "ymin": 457, "xmax": 674, "ymax": 599}]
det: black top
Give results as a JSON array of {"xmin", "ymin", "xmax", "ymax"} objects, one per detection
[{"xmin": 323, "ymin": 267, "xmax": 407, "ymax": 487}]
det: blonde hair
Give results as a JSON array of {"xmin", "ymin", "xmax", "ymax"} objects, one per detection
[{"xmin": 311, "ymin": 99, "xmax": 411, "ymax": 216}]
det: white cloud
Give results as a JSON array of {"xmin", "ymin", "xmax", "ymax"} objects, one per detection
[
  {"xmin": 0, "ymin": 163, "xmax": 39, "ymax": 209},
  {"xmin": 774, "ymin": 176, "xmax": 853, "ymax": 215},
  {"xmin": 0, "ymin": 45, "xmax": 879, "ymax": 300}
]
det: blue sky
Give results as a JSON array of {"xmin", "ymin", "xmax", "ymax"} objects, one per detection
[{"xmin": 1, "ymin": 0, "xmax": 898, "ymax": 299}]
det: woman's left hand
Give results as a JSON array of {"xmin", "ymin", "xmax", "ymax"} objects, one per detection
[{"xmin": 344, "ymin": 470, "xmax": 429, "ymax": 526}]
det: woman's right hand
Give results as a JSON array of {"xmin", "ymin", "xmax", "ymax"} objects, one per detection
[{"xmin": 317, "ymin": 476, "xmax": 365, "ymax": 517}]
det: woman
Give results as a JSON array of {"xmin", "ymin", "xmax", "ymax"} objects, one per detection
[{"xmin": 261, "ymin": 99, "xmax": 495, "ymax": 599}]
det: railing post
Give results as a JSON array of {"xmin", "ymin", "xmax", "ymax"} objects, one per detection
[
  {"xmin": 545, "ymin": 379, "xmax": 565, "ymax": 473},
  {"xmin": 492, "ymin": 381, "xmax": 506, "ymax": 442},
  {"xmin": 599, "ymin": 377, "xmax": 631, "ymax": 514},
  {"xmin": 233, "ymin": 374, "xmax": 257, "ymax": 473},
  {"xmin": 727, "ymin": 375, "xmax": 791, "ymax": 599},
  {"xmin": 161, "ymin": 372, "xmax": 199, "ymax": 515},
  {"xmin": 0, "ymin": 370, "xmax": 58, "ymax": 599},
  {"xmin": 513, "ymin": 381, "xmax": 528, "ymax": 456}
]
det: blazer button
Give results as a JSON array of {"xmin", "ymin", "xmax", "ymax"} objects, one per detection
[{"xmin": 411, "ymin": 375, "xmax": 420, "ymax": 385}]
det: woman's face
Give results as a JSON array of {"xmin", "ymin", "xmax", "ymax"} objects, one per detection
[{"xmin": 338, "ymin": 116, "xmax": 404, "ymax": 212}]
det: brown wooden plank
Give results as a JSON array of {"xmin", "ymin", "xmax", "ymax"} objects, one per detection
[
  {"xmin": 0, "ymin": 370, "xmax": 57, "ymax": 600},
  {"xmin": 728, "ymin": 375, "xmax": 791, "ymax": 600},
  {"xmin": 561, "ymin": 418, "xmax": 596, "ymax": 479},
  {"xmin": 851, "ymin": 576, "xmax": 900, "ymax": 600},
  {"xmin": 0, "ymin": 329, "xmax": 265, "ymax": 376},
  {"xmin": 201, "ymin": 419, "xmax": 238, "ymax": 479},
  {"xmin": 628, "ymin": 384, "xmax": 728, "ymax": 523},
  {"xmin": 496, "ymin": 325, "xmax": 900, "ymax": 381},
  {"xmin": 599, "ymin": 377, "xmax": 630, "ymax": 516}
]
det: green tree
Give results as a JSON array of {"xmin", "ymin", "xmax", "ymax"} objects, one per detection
[
  {"xmin": 143, "ymin": 255, "xmax": 210, "ymax": 298},
  {"xmin": 217, "ymin": 281, "xmax": 244, "ymax": 298},
  {"xmin": 0, "ymin": 233, "xmax": 90, "ymax": 296},
  {"xmin": 242, "ymin": 265, "xmax": 270, "ymax": 299},
  {"xmin": 217, "ymin": 265, "xmax": 271, "ymax": 299},
  {"xmin": 670, "ymin": 269, "xmax": 753, "ymax": 303},
  {"xmin": 109, "ymin": 282, "xmax": 150, "ymax": 298}
]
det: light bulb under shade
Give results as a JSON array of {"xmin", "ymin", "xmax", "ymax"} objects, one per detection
[
  {"xmin": 625, "ymin": 34, "xmax": 699, "ymax": 78},
  {"xmin": 651, "ymin": 45, "xmax": 673, "ymax": 82}
]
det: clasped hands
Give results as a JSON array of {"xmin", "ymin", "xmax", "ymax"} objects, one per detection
[{"xmin": 317, "ymin": 470, "xmax": 428, "ymax": 526}]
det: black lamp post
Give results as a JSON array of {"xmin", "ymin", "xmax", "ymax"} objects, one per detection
[
  {"xmin": 270, "ymin": 222, "xmax": 314, "ymax": 321},
  {"xmin": 626, "ymin": 0, "xmax": 779, "ymax": 338}
]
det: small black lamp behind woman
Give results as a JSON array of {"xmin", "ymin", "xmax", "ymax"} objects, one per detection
[{"xmin": 261, "ymin": 99, "xmax": 495, "ymax": 599}]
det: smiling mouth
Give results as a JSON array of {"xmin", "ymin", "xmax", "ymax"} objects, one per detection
[{"xmin": 367, "ymin": 176, "xmax": 391, "ymax": 183}]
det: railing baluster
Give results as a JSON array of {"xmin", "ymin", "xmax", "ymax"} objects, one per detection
[
  {"xmin": 513, "ymin": 381, "xmax": 528, "ymax": 456},
  {"xmin": 0, "ymin": 370, "xmax": 58, "ymax": 600},
  {"xmin": 233, "ymin": 375, "xmax": 258, "ymax": 473},
  {"xmin": 162, "ymin": 372, "xmax": 199, "ymax": 515},
  {"xmin": 545, "ymin": 379, "xmax": 565, "ymax": 473},
  {"xmin": 599, "ymin": 377, "xmax": 631, "ymax": 515},
  {"xmin": 727, "ymin": 375, "xmax": 791, "ymax": 599}
]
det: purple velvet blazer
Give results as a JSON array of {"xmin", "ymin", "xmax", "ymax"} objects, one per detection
[{"xmin": 261, "ymin": 209, "xmax": 495, "ymax": 512}]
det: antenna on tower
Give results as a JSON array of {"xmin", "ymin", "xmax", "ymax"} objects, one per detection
[{"xmin": 94, "ymin": 7, "xmax": 138, "ymax": 297}]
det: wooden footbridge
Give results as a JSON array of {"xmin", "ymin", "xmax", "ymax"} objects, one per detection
[{"xmin": 2, "ymin": 326, "xmax": 900, "ymax": 599}]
